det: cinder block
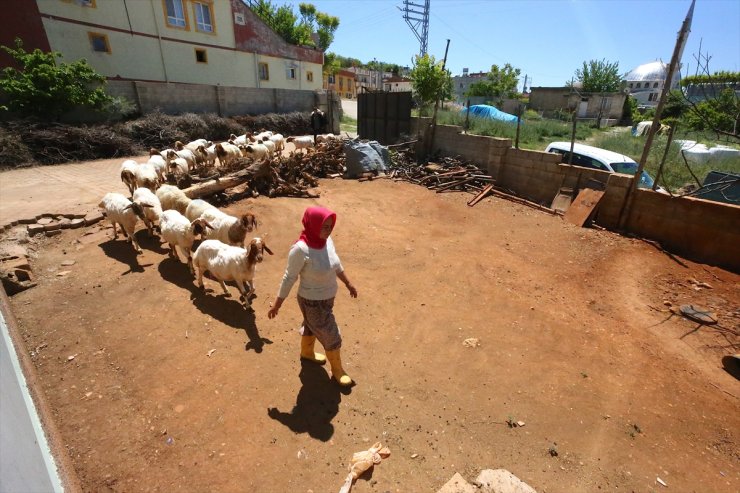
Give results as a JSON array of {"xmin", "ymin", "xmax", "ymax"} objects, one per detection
[
  {"xmin": 27, "ymin": 224, "xmax": 45, "ymax": 236},
  {"xmin": 69, "ymin": 218, "xmax": 85, "ymax": 229},
  {"xmin": 85, "ymin": 212, "xmax": 105, "ymax": 226},
  {"xmin": 43, "ymin": 222, "xmax": 62, "ymax": 232}
]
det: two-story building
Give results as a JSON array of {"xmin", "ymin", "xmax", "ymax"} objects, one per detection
[
  {"xmin": 324, "ymin": 69, "xmax": 356, "ymax": 99},
  {"xmin": 1, "ymin": 0, "xmax": 323, "ymax": 91},
  {"xmin": 382, "ymin": 75, "xmax": 412, "ymax": 92}
]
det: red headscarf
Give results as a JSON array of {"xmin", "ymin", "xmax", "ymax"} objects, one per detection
[{"xmin": 298, "ymin": 206, "xmax": 336, "ymax": 249}]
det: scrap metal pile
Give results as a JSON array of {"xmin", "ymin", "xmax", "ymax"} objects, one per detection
[
  {"xmin": 389, "ymin": 143, "xmax": 559, "ymax": 211},
  {"xmin": 388, "ymin": 144, "xmax": 496, "ymax": 206}
]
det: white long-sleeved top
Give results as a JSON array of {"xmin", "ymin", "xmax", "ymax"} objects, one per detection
[{"xmin": 277, "ymin": 237, "xmax": 344, "ymax": 300}]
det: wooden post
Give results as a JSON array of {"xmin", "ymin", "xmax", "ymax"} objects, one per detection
[
  {"xmin": 568, "ymin": 108, "xmax": 577, "ymax": 164},
  {"xmin": 464, "ymin": 99, "xmax": 471, "ymax": 134},
  {"xmin": 619, "ymin": 0, "xmax": 695, "ymax": 229},
  {"xmin": 514, "ymin": 103, "xmax": 523, "ymax": 149},
  {"xmin": 652, "ymin": 123, "xmax": 677, "ymax": 191},
  {"xmin": 427, "ymin": 39, "xmax": 451, "ymax": 157}
]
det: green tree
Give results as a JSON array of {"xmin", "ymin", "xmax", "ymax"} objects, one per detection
[
  {"xmin": 684, "ymin": 87, "xmax": 740, "ymax": 138},
  {"xmin": 409, "ymin": 54, "xmax": 451, "ymax": 115},
  {"xmin": 0, "ymin": 38, "xmax": 112, "ymax": 119},
  {"xmin": 466, "ymin": 63, "xmax": 521, "ymax": 105},
  {"xmin": 323, "ymin": 51, "xmax": 341, "ymax": 77},
  {"xmin": 573, "ymin": 58, "xmax": 622, "ymax": 92},
  {"xmin": 251, "ymin": 1, "xmax": 339, "ymax": 51}
]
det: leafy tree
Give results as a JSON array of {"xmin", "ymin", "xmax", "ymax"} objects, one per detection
[
  {"xmin": 251, "ymin": 1, "xmax": 339, "ymax": 51},
  {"xmin": 683, "ymin": 87, "xmax": 739, "ymax": 137},
  {"xmin": 323, "ymin": 51, "xmax": 341, "ymax": 76},
  {"xmin": 0, "ymin": 38, "xmax": 112, "ymax": 119},
  {"xmin": 573, "ymin": 58, "xmax": 622, "ymax": 92},
  {"xmin": 466, "ymin": 63, "xmax": 521, "ymax": 105},
  {"xmin": 409, "ymin": 54, "xmax": 451, "ymax": 115}
]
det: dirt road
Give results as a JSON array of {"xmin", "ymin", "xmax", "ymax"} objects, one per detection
[{"xmin": 1, "ymin": 165, "xmax": 738, "ymax": 492}]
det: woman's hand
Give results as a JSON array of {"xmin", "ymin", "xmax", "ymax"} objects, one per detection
[
  {"xmin": 346, "ymin": 283, "xmax": 358, "ymax": 298},
  {"xmin": 268, "ymin": 297, "xmax": 283, "ymax": 319}
]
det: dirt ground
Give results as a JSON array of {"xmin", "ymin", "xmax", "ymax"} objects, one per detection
[{"xmin": 3, "ymin": 174, "xmax": 739, "ymax": 492}]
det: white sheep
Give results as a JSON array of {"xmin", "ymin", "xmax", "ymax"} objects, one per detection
[
  {"xmin": 268, "ymin": 133, "xmax": 285, "ymax": 153},
  {"xmin": 229, "ymin": 133, "xmax": 249, "ymax": 145},
  {"xmin": 146, "ymin": 150, "xmax": 167, "ymax": 183},
  {"xmin": 185, "ymin": 198, "xmax": 218, "ymax": 222},
  {"xmin": 167, "ymin": 156, "xmax": 190, "ymax": 179},
  {"xmin": 132, "ymin": 187, "xmax": 163, "ymax": 236},
  {"xmin": 260, "ymin": 138, "xmax": 276, "ymax": 155},
  {"xmin": 156, "ymin": 184, "xmax": 191, "ymax": 215},
  {"xmin": 120, "ymin": 159, "xmax": 139, "ymax": 196},
  {"xmin": 249, "ymin": 130, "xmax": 273, "ymax": 142},
  {"xmin": 195, "ymin": 144, "xmax": 218, "ymax": 167},
  {"xmin": 215, "ymin": 142, "xmax": 242, "ymax": 167},
  {"xmin": 192, "ymin": 237, "xmax": 273, "ymax": 308},
  {"xmin": 240, "ymin": 142, "xmax": 270, "ymax": 161},
  {"xmin": 286, "ymin": 136, "xmax": 314, "ymax": 153},
  {"xmin": 316, "ymin": 133, "xmax": 340, "ymax": 143},
  {"xmin": 98, "ymin": 192, "xmax": 152, "ymax": 254},
  {"xmin": 199, "ymin": 208, "xmax": 257, "ymax": 247},
  {"xmin": 159, "ymin": 210, "xmax": 213, "ymax": 274},
  {"xmin": 164, "ymin": 148, "xmax": 197, "ymax": 172},
  {"xmin": 178, "ymin": 139, "xmax": 211, "ymax": 152},
  {"xmin": 135, "ymin": 163, "xmax": 160, "ymax": 192}
]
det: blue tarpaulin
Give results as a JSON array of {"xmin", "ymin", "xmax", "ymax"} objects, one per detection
[{"xmin": 461, "ymin": 104, "xmax": 520, "ymax": 124}]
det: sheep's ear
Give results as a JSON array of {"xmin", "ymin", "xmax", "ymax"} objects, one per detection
[
  {"xmin": 263, "ymin": 243, "xmax": 273, "ymax": 255},
  {"xmin": 203, "ymin": 220, "xmax": 214, "ymax": 230},
  {"xmin": 123, "ymin": 204, "xmax": 132, "ymax": 210},
  {"xmin": 142, "ymin": 203, "xmax": 154, "ymax": 208}
]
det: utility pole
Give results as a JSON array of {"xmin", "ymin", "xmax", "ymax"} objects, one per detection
[
  {"xmin": 618, "ymin": 0, "xmax": 695, "ymax": 229},
  {"xmin": 399, "ymin": 0, "xmax": 430, "ymax": 56}
]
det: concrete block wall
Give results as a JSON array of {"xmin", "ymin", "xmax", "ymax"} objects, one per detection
[
  {"xmin": 411, "ymin": 117, "xmax": 740, "ymax": 271},
  {"xmin": 106, "ymin": 81, "xmax": 320, "ymax": 117},
  {"xmin": 627, "ymin": 191, "xmax": 740, "ymax": 271}
]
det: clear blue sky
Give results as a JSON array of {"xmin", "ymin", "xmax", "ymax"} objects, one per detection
[{"xmin": 305, "ymin": 0, "xmax": 739, "ymax": 88}]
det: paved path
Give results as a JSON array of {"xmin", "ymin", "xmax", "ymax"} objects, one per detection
[
  {"xmin": 0, "ymin": 156, "xmax": 142, "ymax": 226},
  {"xmin": 341, "ymin": 99, "xmax": 357, "ymax": 120},
  {"xmin": 1, "ymin": 302, "xmax": 64, "ymax": 492}
]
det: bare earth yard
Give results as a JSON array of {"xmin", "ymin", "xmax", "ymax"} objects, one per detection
[{"xmin": 4, "ymin": 175, "xmax": 739, "ymax": 492}]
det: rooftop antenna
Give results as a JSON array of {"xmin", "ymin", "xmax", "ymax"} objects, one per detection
[{"xmin": 399, "ymin": 0, "xmax": 430, "ymax": 56}]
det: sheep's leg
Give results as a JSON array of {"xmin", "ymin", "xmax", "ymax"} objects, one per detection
[
  {"xmin": 245, "ymin": 280, "xmax": 255, "ymax": 300},
  {"xmin": 218, "ymin": 280, "xmax": 230, "ymax": 297},
  {"xmin": 236, "ymin": 281, "xmax": 251, "ymax": 308},
  {"xmin": 128, "ymin": 228, "xmax": 142, "ymax": 254},
  {"xmin": 168, "ymin": 243, "xmax": 178, "ymax": 259},
  {"xmin": 109, "ymin": 220, "xmax": 118, "ymax": 239},
  {"xmin": 185, "ymin": 251, "xmax": 194, "ymax": 276},
  {"xmin": 195, "ymin": 267, "xmax": 205, "ymax": 289}
]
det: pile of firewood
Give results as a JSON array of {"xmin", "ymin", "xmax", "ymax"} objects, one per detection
[{"xmin": 182, "ymin": 139, "xmax": 347, "ymax": 202}]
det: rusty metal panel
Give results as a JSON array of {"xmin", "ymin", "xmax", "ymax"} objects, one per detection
[{"xmin": 358, "ymin": 91, "xmax": 412, "ymax": 144}]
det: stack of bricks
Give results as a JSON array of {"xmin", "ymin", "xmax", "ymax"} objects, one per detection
[
  {"xmin": 0, "ymin": 243, "xmax": 35, "ymax": 294},
  {"xmin": 0, "ymin": 211, "xmax": 106, "ymax": 238}
]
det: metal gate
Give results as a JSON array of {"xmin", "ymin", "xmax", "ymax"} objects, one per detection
[{"xmin": 357, "ymin": 91, "xmax": 412, "ymax": 144}]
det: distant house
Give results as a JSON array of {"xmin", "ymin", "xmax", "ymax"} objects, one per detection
[
  {"xmin": 529, "ymin": 87, "xmax": 626, "ymax": 125},
  {"xmin": 0, "ymin": 0, "xmax": 323, "ymax": 91},
  {"xmin": 383, "ymin": 75, "xmax": 412, "ymax": 92},
  {"xmin": 452, "ymin": 69, "xmax": 488, "ymax": 103},
  {"xmin": 625, "ymin": 61, "xmax": 680, "ymax": 108},
  {"xmin": 347, "ymin": 67, "xmax": 389, "ymax": 93},
  {"xmin": 324, "ymin": 69, "xmax": 357, "ymax": 99}
]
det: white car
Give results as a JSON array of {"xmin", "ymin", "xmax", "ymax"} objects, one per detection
[{"xmin": 545, "ymin": 141, "xmax": 660, "ymax": 190}]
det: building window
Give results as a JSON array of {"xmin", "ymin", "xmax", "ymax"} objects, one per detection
[
  {"xmin": 287, "ymin": 68, "xmax": 296, "ymax": 79},
  {"xmin": 195, "ymin": 48, "xmax": 207, "ymax": 63},
  {"xmin": 164, "ymin": 0, "xmax": 187, "ymax": 29},
  {"xmin": 88, "ymin": 32, "xmax": 110, "ymax": 53},
  {"xmin": 653, "ymin": 82, "xmax": 659, "ymax": 88},
  {"xmin": 636, "ymin": 83, "xmax": 641, "ymax": 88},
  {"xmin": 306, "ymin": 71, "xmax": 313, "ymax": 82},
  {"xmin": 629, "ymin": 83, "xmax": 633, "ymax": 88},
  {"xmin": 63, "ymin": 0, "xmax": 96, "ymax": 6},
  {"xmin": 339, "ymin": 79, "xmax": 344, "ymax": 90},
  {"xmin": 259, "ymin": 62, "xmax": 269, "ymax": 81},
  {"xmin": 193, "ymin": 1, "xmax": 214, "ymax": 33},
  {"xmin": 328, "ymin": 74, "xmax": 335, "ymax": 84}
]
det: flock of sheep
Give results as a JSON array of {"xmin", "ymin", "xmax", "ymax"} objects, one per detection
[{"xmin": 99, "ymin": 130, "xmax": 338, "ymax": 309}]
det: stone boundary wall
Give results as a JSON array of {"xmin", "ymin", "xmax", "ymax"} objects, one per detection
[
  {"xmin": 107, "ymin": 81, "xmax": 323, "ymax": 117},
  {"xmin": 413, "ymin": 118, "xmax": 740, "ymax": 271}
]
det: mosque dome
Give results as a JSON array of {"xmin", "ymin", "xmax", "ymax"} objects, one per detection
[{"xmin": 626, "ymin": 61, "xmax": 668, "ymax": 81}]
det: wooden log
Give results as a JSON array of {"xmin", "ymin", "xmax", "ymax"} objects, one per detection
[{"xmin": 183, "ymin": 160, "xmax": 272, "ymax": 199}]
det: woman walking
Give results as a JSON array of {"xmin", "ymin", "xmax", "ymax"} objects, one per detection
[{"xmin": 268, "ymin": 206, "xmax": 358, "ymax": 386}]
